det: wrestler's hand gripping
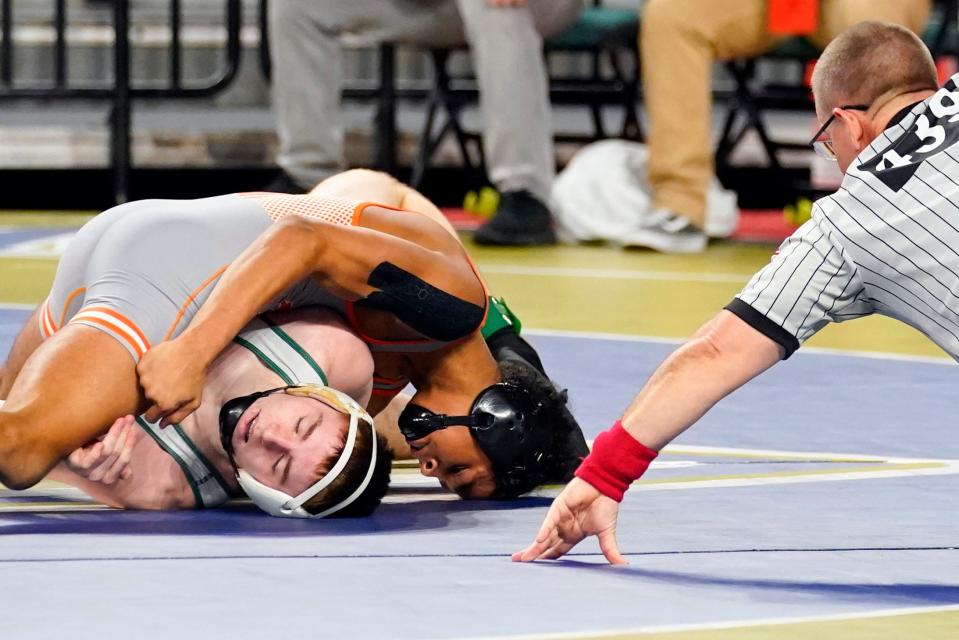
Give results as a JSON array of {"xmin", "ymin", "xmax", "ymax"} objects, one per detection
[
  {"xmin": 65, "ymin": 415, "xmax": 140, "ymax": 484},
  {"xmin": 138, "ymin": 337, "xmax": 207, "ymax": 427}
]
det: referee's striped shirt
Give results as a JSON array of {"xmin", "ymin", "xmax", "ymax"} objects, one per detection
[{"xmin": 728, "ymin": 72, "xmax": 959, "ymax": 361}]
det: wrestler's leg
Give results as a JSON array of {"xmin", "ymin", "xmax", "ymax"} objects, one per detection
[
  {"xmin": 0, "ymin": 306, "xmax": 43, "ymax": 398},
  {"xmin": 398, "ymin": 189, "xmax": 458, "ymax": 239},
  {"xmin": 0, "ymin": 325, "xmax": 142, "ymax": 489},
  {"xmin": 311, "ymin": 169, "xmax": 459, "ymax": 239},
  {"xmin": 310, "ymin": 168, "xmax": 406, "ymax": 206}
]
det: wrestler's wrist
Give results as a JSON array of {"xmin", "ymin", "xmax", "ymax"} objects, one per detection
[
  {"xmin": 175, "ymin": 328, "xmax": 219, "ymax": 369},
  {"xmin": 574, "ymin": 420, "xmax": 658, "ymax": 502}
]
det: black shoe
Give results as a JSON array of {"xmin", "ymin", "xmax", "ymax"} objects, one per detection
[
  {"xmin": 261, "ymin": 171, "xmax": 308, "ymax": 194},
  {"xmin": 473, "ymin": 190, "xmax": 557, "ymax": 246}
]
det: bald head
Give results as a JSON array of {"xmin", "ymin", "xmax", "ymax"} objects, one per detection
[{"xmin": 812, "ymin": 21, "xmax": 938, "ymax": 115}]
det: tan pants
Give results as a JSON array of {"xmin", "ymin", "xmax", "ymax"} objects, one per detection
[{"xmin": 641, "ymin": 0, "xmax": 932, "ymax": 227}]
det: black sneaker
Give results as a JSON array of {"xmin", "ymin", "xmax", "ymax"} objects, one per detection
[
  {"xmin": 261, "ymin": 171, "xmax": 308, "ymax": 194},
  {"xmin": 473, "ymin": 190, "xmax": 557, "ymax": 246}
]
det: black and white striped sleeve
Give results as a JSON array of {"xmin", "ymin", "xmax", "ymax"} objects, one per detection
[{"xmin": 725, "ymin": 214, "xmax": 872, "ymax": 358}]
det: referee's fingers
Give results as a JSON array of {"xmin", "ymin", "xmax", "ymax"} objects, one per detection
[
  {"xmin": 598, "ymin": 529, "xmax": 627, "ymax": 565},
  {"xmin": 539, "ymin": 541, "xmax": 575, "ymax": 560},
  {"xmin": 512, "ymin": 536, "xmax": 551, "ymax": 562},
  {"xmin": 512, "ymin": 508, "xmax": 563, "ymax": 562}
]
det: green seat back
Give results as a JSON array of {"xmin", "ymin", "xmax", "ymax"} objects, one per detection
[{"xmin": 547, "ymin": 7, "xmax": 638, "ymax": 50}]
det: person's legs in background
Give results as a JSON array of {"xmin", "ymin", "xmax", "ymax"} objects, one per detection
[
  {"xmin": 640, "ymin": 0, "xmax": 777, "ymax": 253},
  {"xmin": 814, "ymin": 0, "xmax": 931, "ymax": 49},
  {"xmin": 462, "ymin": 0, "xmax": 582, "ymax": 246},
  {"xmin": 267, "ymin": 0, "xmax": 349, "ymax": 192},
  {"xmin": 267, "ymin": 0, "xmax": 457, "ymax": 193},
  {"xmin": 639, "ymin": 0, "xmax": 932, "ymax": 254}
]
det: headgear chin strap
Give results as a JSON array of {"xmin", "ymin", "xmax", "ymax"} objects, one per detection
[{"xmin": 219, "ymin": 384, "xmax": 377, "ymax": 518}]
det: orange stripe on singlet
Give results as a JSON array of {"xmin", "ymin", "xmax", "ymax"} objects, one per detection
[
  {"xmin": 57, "ymin": 287, "xmax": 86, "ymax": 330},
  {"xmin": 163, "ymin": 265, "xmax": 229, "ymax": 341},
  {"xmin": 40, "ymin": 301, "xmax": 55, "ymax": 337},
  {"xmin": 350, "ymin": 201, "xmax": 380, "ymax": 226},
  {"xmin": 45, "ymin": 302, "xmax": 56, "ymax": 333},
  {"xmin": 72, "ymin": 314, "xmax": 146, "ymax": 359},
  {"xmin": 84, "ymin": 306, "xmax": 152, "ymax": 351}
]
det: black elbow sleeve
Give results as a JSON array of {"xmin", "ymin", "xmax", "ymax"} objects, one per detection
[{"xmin": 362, "ymin": 262, "xmax": 486, "ymax": 342}]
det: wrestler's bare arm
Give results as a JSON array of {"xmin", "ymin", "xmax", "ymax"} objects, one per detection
[
  {"xmin": 514, "ymin": 312, "xmax": 784, "ymax": 563},
  {"xmin": 311, "ymin": 168, "xmax": 459, "ymax": 240},
  {"xmin": 47, "ymin": 459, "xmax": 195, "ymax": 510},
  {"xmin": 194, "ymin": 211, "xmax": 480, "ymax": 360},
  {"xmin": 46, "ymin": 418, "xmax": 197, "ymax": 510},
  {"xmin": 619, "ymin": 311, "xmax": 782, "ymax": 449},
  {"xmin": 138, "ymin": 207, "xmax": 484, "ymax": 425}
]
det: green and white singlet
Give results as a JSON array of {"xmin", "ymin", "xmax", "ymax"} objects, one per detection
[{"xmin": 135, "ymin": 316, "xmax": 329, "ymax": 508}]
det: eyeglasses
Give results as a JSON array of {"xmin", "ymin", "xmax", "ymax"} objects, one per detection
[{"xmin": 808, "ymin": 104, "xmax": 870, "ymax": 161}]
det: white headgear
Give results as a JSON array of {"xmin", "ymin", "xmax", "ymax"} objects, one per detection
[{"xmin": 234, "ymin": 385, "xmax": 378, "ymax": 518}]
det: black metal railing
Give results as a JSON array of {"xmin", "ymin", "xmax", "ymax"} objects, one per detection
[{"xmin": 0, "ymin": 0, "xmax": 243, "ymax": 204}]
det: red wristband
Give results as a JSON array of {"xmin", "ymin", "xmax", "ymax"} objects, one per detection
[{"xmin": 575, "ymin": 421, "xmax": 658, "ymax": 502}]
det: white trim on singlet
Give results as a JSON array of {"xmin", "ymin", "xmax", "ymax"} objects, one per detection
[
  {"xmin": 136, "ymin": 418, "xmax": 232, "ymax": 508},
  {"xmin": 232, "ymin": 317, "xmax": 329, "ymax": 387}
]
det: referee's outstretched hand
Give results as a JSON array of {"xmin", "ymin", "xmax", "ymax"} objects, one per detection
[{"xmin": 512, "ymin": 478, "xmax": 627, "ymax": 565}]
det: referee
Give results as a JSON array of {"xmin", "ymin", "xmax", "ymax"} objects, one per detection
[{"xmin": 514, "ymin": 21, "xmax": 952, "ymax": 564}]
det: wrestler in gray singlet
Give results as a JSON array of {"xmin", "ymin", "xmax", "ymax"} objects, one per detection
[{"xmin": 38, "ymin": 193, "xmax": 360, "ymax": 360}]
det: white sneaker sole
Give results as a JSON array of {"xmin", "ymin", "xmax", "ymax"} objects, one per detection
[{"xmin": 620, "ymin": 228, "xmax": 708, "ymax": 254}]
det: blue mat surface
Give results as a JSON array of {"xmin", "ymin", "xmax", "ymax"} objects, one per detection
[{"xmin": 1, "ymin": 307, "xmax": 957, "ymax": 639}]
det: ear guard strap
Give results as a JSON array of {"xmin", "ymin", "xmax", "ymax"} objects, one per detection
[
  {"xmin": 287, "ymin": 411, "xmax": 361, "ymax": 511},
  {"xmin": 307, "ymin": 432, "xmax": 378, "ymax": 519},
  {"xmin": 400, "ymin": 409, "xmax": 492, "ymax": 438}
]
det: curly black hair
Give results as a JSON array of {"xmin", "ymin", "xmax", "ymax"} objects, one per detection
[{"xmin": 491, "ymin": 357, "xmax": 589, "ymax": 499}]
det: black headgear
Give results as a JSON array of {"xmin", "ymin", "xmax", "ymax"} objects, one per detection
[{"xmin": 399, "ymin": 369, "xmax": 588, "ymax": 498}]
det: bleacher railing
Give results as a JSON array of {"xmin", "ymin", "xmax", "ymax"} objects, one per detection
[{"xmin": 0, "ymin": 0, "xmax": 242, "ymax": 204}]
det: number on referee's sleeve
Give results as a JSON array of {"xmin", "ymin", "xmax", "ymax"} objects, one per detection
[{"xmin": 858, "ymin": 80, "xmax": 959, "ymax": 191}]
